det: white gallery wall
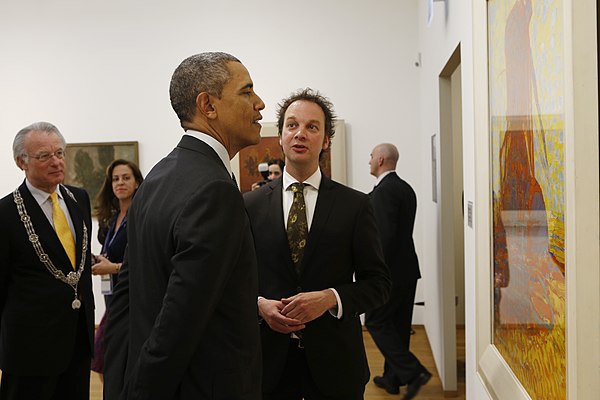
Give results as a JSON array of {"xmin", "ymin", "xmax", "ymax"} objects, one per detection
[
  {"xmin": 0, "ymin": 0, "xmax": 428, "ymax": 329},
  {"xmin": 415, "ymin": 1, "xmax": 490, "ymax": 398},
  {"xmin": 0, "ymin": 0, "xmax": 497, "ymax": 397}
]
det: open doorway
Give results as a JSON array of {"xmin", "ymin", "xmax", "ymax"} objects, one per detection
[{"xmin": 438, "ymin": 44, "xmax": 465, "ymax": 396}]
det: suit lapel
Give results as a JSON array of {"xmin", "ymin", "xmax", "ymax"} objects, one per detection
[
  {"xmin": 61, "ymin": 185, "xmax": 85, "ymax": 269},
  {"xmin": 301, "ymin": 176, "xmax": 336, "ymax": 273},
  {"xmin": 18, "ymin": 183, "xmax": 73, "ymax": 272},
  {"xmin": 266, "ymin": 179, "xmax": 286, "ymax": 234}
]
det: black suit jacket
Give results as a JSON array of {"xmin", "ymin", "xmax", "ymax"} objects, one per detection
[
  {"xmin": 370, "ymin": 172, "xmax": 421, "ymax": 285},
  {"xmin": 0, "ymin": 182, "xmax": 94, "ymax": 375},
  {"xmin": 104, "ymin": 135, "xmax": 261, "ymax": 400},
  {"xmin": 243, "ymin": 175, "xmax": 391, "ymax": 397}
]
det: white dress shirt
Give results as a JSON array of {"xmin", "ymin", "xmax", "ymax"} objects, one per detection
[
  {"xmin": 26, "ymin": 179, "xmax": 76, "ymax": 238},
  {"xmin": 282, "ymin": 168, "xmax": 343, "ymax": 319}
]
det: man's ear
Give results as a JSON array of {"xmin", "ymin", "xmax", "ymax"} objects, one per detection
[
  {"xmin": 322, "ymin": 135, "xmax": 331, "ymax": 151},
  {"xmin": 196, "ymin": 92, "xmax": 217, "ymax": 120},
  {"xmin": 16, "ymin": 156, "xmax": 27, "ymax": 171}
]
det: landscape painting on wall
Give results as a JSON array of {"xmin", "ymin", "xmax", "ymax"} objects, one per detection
[
  {"xmin": 487, "ymin": 0, "xmax": 566, "ymax": 399},
  {"xmin": 64, "ymin": 141, "xmax": 139, "ymax": 206}
]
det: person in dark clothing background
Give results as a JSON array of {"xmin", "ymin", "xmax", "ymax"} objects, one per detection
[
  {"xmin": 365, "ymin": 143, "xmax": 432, "ymax": 400},
  {"xmin": 90, "ymin": 159, "xmax": 143, "ymax": 381}
]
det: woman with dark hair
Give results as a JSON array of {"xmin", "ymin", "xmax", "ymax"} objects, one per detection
[
  {"xmin": 90, "ymin": 159, "xmax": 143, "ymax": 380},
  {"xmin": 251, "ymin": 158, "xmax": 285, "ymax": 191},
  {"xmin": 267, "ymin": 158, "xmax": 285, "ymax": 180}
]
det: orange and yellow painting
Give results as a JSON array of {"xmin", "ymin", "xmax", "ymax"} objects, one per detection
[{"xmin": 488, "ymin": 0, "xmax": 566, "ymax": 399}]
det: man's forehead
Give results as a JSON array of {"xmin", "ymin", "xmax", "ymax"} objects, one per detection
[
  {"xmin": 286, "ymin": 100, "xmax": 324, "ymax": 121},
  {"xmin": 227, "ymin": 62, "xmax": 251, "ymax": 82},
  {"xmin": 27, "ymin": 132, "xmax": 60, "ymax": 145}
]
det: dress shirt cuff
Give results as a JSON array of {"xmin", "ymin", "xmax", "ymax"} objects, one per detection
[
  {"xmin": 257, "ymin": 296, "xmax": 265, "ymax": 322},
  {"xmin": 328, "ymin": 288, "xmax": 343, "ymax": 319}
]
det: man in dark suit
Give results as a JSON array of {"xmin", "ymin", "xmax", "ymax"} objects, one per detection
[
  {"xmin": 365, "ymin": 143, "xmax": 432, "ymax": 400},
  {"xmin": 103, "ymin": 52, "xmax": 265, "ymax": 400},
  {"xmin": 0, "ymin": 122, "xmax": 95, "ymax": 400},
  {"xmin": 244, "ymin": 88, "xmax": 391, "ymax": 399}
]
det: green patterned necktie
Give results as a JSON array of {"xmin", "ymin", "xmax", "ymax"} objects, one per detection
[{"xmin": 287, "ymin": 182, "xmax": 308, "ymax": 275}]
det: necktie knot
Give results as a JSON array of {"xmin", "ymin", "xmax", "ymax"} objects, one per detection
[{"xmin": 290, "ymin": 182, "xmax": 304, "ymax": 193}]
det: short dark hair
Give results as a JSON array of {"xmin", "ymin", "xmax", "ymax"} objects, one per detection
[
  {"xmin": 276, "ymin": 88, "xmax": 336, "ymax": 142},
  {"xmin": 268, "ymin": 158, "xmax": 285, "ymax": 171},
  {"xmin": 169, "ymin": 52, "xmax": 241, "ymax": 124}
]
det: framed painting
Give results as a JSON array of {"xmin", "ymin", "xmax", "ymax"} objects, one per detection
[
  {"xmin": 64, "ymin": 141, "xmax": 139, "ymax": 206},
  {"xmin": 487, "ymin": 0, "xmax": 566, "ymax": 398},
  {"xmin": 474, "ymin": 0, "xmax": 600, "ymax": 398},
  {"xmin": 231, "ymin": 121, "xmax": 347, "ymax": 193}
]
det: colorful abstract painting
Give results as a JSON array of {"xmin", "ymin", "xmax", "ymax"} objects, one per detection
[{"xmin": 487, "ymin": 0, "xmax": 566, "ymax": 399}]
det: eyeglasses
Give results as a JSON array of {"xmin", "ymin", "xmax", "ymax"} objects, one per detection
[{"xmin": 23, "ymin": 149, "xmax": 65, "ymax": 162}]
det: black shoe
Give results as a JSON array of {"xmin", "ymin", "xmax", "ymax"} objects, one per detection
[
  {"xmin": 373, "ymin": 375, "xmax": 400, "ymax": 395},
  {"xmin": 403, "ymin": 370, "xmax": 432, "ymax": 400}
]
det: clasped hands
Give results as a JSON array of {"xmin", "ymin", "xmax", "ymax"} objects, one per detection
[{"xmin": 258, "ymin": 289, "xmax": 337, "ymax": 334}]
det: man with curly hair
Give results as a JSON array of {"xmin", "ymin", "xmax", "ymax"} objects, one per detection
[{"xmin": 244, "ymin": 88, "xmax": 391, "ymax": 399}]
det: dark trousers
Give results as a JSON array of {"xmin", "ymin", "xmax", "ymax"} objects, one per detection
[
  {"xmin": 0, "ymin": 310, "xmax": 91, "ymax": 400},
  {"xmin": 365, "ymin": 279, "xmax": 426, "ymax": 386},
  {"xmin": 263, "ymin": 340, "xmax": 364, "ymax": 400}
]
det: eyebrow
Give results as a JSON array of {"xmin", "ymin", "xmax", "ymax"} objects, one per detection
[
  {"xmin": 285, "ymin": 116, "xmax": 322, "ymax": 125},
  {"xmin": 239, "ymin": 83, "xmax": 254, "ymax": 92}
]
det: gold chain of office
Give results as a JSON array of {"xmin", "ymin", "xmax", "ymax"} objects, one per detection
[{"xmin": 12, "ymin": 186, "xmax": 88, "ymax": 310}]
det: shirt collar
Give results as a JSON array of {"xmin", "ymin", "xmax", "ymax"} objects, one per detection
[
  {"xmin": 283, "ymin": 168, "xmax": 322, "ymax": 191},
  {"xmin": 184, "ymin": 130, "xmax": 232, "ymax": 176},
  {"xmin": 375, "ymin": 170, "xmax": 395, "ymax": 186},
  {"xmin": 26, "ymin": 179, "xmax": 62, "ymax": 204}
]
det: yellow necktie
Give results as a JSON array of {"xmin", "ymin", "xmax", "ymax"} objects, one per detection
[{"xmin": 50, "ymin": 192, "xmax": 76, "ymax": 269}]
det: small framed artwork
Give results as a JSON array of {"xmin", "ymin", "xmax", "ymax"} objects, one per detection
[{"xmin": 64, "ymin": 141, "xmax": 139, "ymax": 205}]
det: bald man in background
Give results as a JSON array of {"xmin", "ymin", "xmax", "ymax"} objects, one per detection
[{"xmin": 365, "ymin": 143, "xmax": 431, "ymax": 400}]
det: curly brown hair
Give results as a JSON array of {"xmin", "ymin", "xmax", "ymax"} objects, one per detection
[{"xmin": 276, "ymin": 88, "xmax": 336, "ymax": 142}]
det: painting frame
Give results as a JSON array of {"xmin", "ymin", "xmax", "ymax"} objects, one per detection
[
  {"xmin": 231, "ymin": 120, "xmax": 347, "ymax": 192},
  {"xmin": 473, "ymin": 0, "xmax": 543, "ymax": 392},
  {"xmin": 473, "ymin": 0, "xmax": 600, "ymax": 399},
  {"xmin": 64, "ymin": 141, "xmax": 139, "ymax": 206},
  {"xmin": 431, "ymin": 133, "xmax": 437, "ymax": 203}
]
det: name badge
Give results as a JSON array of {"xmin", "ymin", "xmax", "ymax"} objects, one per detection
[{"xmin": 101, "ymin": 274, "xmax": 113, "ymax": 295}]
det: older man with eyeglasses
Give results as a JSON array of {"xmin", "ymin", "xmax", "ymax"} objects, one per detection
[{"xmin": 0, "ymin": 121, "xmax": 95, "ymax": 400}]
